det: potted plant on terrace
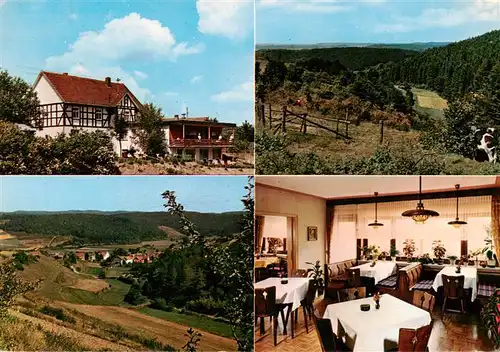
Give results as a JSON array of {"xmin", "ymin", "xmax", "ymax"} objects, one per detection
[
  {"xmin": 306, "ymin": 260, "xmax": 324, "ymax": 296},
  {"xmin": 390, "ymin": 245, "xmax": 400, "ymax": 261},
  {"xmin": 432, "ymin": 240, "xmax": 446, "ymax": 264},
  {"xmin": 403, "ymin": 239, "xmax": 416, "ymax": 261}
]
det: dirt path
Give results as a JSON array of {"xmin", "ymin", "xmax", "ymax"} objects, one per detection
[
  {"xmin": 59, "ymin": 302, "xmax": 237, "ymax": 351},
  {"xmin": 11, "ymin": 310, "xmax": 133, "ymax": 351}
]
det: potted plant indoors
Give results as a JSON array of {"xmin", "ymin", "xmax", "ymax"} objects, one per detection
[
  {"xmin": 419, "ymin": 253, "xmax": 433, "ymax": 264},
  {"xmin": 306, "ymin": 260, "xmax": 324, "ymax": 296},
  {"xmin": 432, "ymin": 240, "xmax": 446, "ymax": 264},
  {"xmin": 480, "ymin": 288, "xmax": 500, "ymax": 348},
  {"xmin": 483, "ymin": 227, "xmax": 497, "ymax": 268},
  {"xmin": 403, "ymin": 239, "xmax": 416, "ymax": 261},
  {"xmin": 448, "ymin": 255, "xmax": 458, "ymax": 265},
  {"xmin": 390, "ymin": 245, "xmax": 400, "ymax": 261}
]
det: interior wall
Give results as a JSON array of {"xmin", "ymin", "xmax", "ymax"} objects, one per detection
[
  {"xmin": 256, "ymin": 184, "xmax": 326, "ymax": 269},
  {"xmin": 263, "ymin": 216, "xmax": 287, "ymax": 238}
]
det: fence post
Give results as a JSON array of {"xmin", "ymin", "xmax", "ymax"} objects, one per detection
[
  {"xmin": 282, "ymin": 106, "xmax": 286, "ymax": 133},
  {"xmin": 346, "ymin": 121, "xmax": 349, "ymax": 139},
  {"xmin": 260, "ymin": 104, "xmax": 265, "ymax": 125},
  {"xmin": 380, "ymin": 120, "xmax": 384, "ymax": 144},
  {"xmin": 303, "ymin": 114, "xmax": 307, "ymax": 134}
]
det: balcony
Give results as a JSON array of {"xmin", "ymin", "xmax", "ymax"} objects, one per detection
[{"xmin": 168, "ymin": 138, "xmax": 234, "ymax": 148}]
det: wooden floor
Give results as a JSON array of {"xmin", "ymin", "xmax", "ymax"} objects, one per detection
[{"xmin": 255, "ymin": 299, "xmax": 496, "ymax": 352}]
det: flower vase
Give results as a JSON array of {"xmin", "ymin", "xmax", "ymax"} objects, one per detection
[{"xmin": 375, "ymin": 300, "xmax": 380, "ymax": 309}]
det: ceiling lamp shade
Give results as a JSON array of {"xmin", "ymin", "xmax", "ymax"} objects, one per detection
[
  {"xmin": 368, "ymin": 192, "xmax": 384, "ymax": 229},
  {"xmin": 448, "ymin": 184, "xmax": 467, "ymax": 228},
  {"xmin": 402, "ymin": 176, "xmax": 439, "ymax": 224}
]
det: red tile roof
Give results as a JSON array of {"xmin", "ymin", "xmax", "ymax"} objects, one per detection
[{"xmin": 37, "ymin": 71, "xmax": 141, "ymax": 108}]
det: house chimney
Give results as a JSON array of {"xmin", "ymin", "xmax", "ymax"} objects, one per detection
[
  {"xmin": 105, "ymin": 77, "xmax": 112, "ymax": 87},
  {"xmin": 174, "ymin": 114, "xmax": 179, "ymax": 120},
  {"xmin": 63, "ymin": 72, "xmax": 68, "ymax": 75}
]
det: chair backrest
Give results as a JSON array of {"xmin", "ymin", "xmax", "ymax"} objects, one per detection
[
  {"xmin": 340, "ymin": 287, "xmax": 367, "ymax": 301},
  {"xmin": 312, "ymin": 308, "xmax": 337, "ymax": 352},
  {"xmin": 291, "ymin": 269, "xmax": 308, "ymax": 278},
  {"xmin": 412, "ymin": 291, "xmax": 436, "ymax": 313},
  {"xmin": 255, "ymin": 286, "xmax": 277, "ymax": 317},
  {"xmin": 442, "ymin": 274, "xmax": 465, "ymax": 299},
  {"xmin": 347, "ymin": 268, "xmax": 362, "ymax": 288},
  {"xmin": 304, "ymin": 279, "xmax": 317, "ymax": 306},
  {"xmin": 255, "ymin": 267, "xmax": 269, "ymax": 282},
  {"xmin": 398, "ymin": 320, "xmax": 434, "ymax": 352}
]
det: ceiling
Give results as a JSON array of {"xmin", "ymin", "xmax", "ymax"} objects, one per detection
[{"xmin": 256, "ymin": 176, "xmax": 500, "ymax": 200}]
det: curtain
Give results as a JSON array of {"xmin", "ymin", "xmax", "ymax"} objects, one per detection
[
  {"xmin": 326, "ymin": 206, "xmax": 335, "ymax": 264},
  {"xmin": 255, "ymin": 215, "xmax": 265, "ymax": 254},
  {"xmin": 491, "ymin": 195, "xmax": 500, "ymax": 263}
]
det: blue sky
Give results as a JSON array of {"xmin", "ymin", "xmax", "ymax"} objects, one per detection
[
  {"xmin": 0, "ymin": 176, "xmax": 249, "ymax": 213},
  {"xmin": 257, "ymin": 0, "xmax": 500, "ymax": 44},
  {"xmin": 0, "ymin": 0, "xmax": 254, "ymax": 124}
]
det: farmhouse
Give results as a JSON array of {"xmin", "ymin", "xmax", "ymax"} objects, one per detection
[{"xmin": 33, "ymin": 71, "xmax": 237, "ymax": 161}]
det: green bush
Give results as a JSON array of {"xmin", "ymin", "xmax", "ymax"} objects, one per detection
[
  {"xmin": 39, "ymin": 306, "xmax": 76, "ymax": 324},
  {"xmin": 150, "ymin": 298, "xmax": 174, "ymax": 312},
  {"xmin": 185, "ymin": 298, "xmax": 225, "ymax": 316}
]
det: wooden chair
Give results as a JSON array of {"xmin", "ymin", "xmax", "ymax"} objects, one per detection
[
  {"xmin": 295, "ymin": 279, "xmax": 316, "ymax": 333},
  {"xmin": 291, "ymin": 269, "xmax": 308, "ymax": 278},
  {"xmin": 255, "ymin": 267, "xmax": 269, "ymax": 282},
  {"xmin": 396, "ymin": 321, "xmax": 434, "ymax": 352},
  {"xmin": 255, "ymin": 286, "xmax": 282, "ymax": 346},
  {"xmin": 339, "ymin": 287, "xmax": 367, "ymax": 302},
  {"xmin": 412, "ymin": 291, "xmax": 436, "ymax": 313},
  {"xmin": 442, "ymin": 274, "xmax": 466, "ymax": 314},
  {"xmin": 347, "ymin": 268, "xmax": 362, "ymax": 288},
  {"xmin": 312, "ymin": 308, "xmax": 350, "ymax": 352}
]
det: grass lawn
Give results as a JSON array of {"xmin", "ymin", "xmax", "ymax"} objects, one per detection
[
  {"xmin": 58, "ymin": 279, "xmax": 131, "ymax": 306},
  {"xmin": 138, "ymin": 307, "xmax": 233, "ymax": 339},
  {"xmin": 412, "ymin": 87, "xmax": 447, "ymax": 119}
]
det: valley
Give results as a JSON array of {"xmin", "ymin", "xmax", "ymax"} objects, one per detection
[{"xmin": 255, "ymin": 30, "xmax": 500, "ymax": 175}]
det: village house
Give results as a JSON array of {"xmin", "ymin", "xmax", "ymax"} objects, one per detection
[{"xmin": 32, "ymin": 71, "xmax": 237, "ymax": 161}]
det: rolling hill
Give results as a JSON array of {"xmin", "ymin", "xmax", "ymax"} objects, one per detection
[
  {"xmin": 0, "ymin": 211, "xmax": 244, "ymax": 245},
  {"xmin": 256, "ymin": 42, "xmax": 449, "ymax": 51}
]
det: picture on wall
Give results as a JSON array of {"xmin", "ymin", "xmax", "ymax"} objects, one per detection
[{"xmin": 307, "ymin": 226, "xmax": 318, "ymax": 241}]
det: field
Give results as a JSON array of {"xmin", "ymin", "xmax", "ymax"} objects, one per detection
[
  {"xmin": 118, "ymin": 159, "xmax": 253, "ymax": 175},
  {"xmin": 412, "ymin": 88, "xmax": 448, "ymax": 119},
  {"xmin": 4, "ymin": 254, "xmax": 236, "ymax": 351}
]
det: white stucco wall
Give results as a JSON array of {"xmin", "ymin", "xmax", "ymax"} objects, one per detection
[
  {"xmin": 34, "ymin": 75, "xmax": 62, "ymax": 104},
  {"xmin": 256, "ymin": 184, "xmax": 326, "ymax": 269}
]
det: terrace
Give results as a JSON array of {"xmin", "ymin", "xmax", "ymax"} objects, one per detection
[{"xmin": 255, "ymin": 176, "xmax": 500, "ymax": 352}]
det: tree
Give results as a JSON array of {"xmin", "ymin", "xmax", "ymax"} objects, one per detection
[
  {"xmin": 162, "ymin": 177, "xmax": 254, "ymax": 351},
  {"xmin": 133, "ymin": 103, "xmax": 166, "ymax": 156},
  {"xmin": 236, "ymin": 121, "xmax": 254, "ymax": 143},
  {"xmin": 113, "ymin": 114, "xmax": 129, "ymax": 156},
  {"xmin": 0, "ymin": 70, "xmax": 40, "ymax": 126},
  {"xmin": 0, "ymin": 260, "xmax": 39, "ymax": 316}
]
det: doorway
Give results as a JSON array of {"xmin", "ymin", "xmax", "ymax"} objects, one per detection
[{"xmin": 255, "ymin": 214, "xmax": 296, "ymax": 279}]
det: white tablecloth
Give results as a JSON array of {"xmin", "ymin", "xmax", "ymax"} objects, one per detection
[
  {"xmin": 254, "ymin": 277, "xmax": 310, "ymax": 334},
  {"xmin": 432, "ymin": 266, "xmax": 478, "ymax": 302},
  {"xmin": 323, "ymin": 294, "xmax": 431, "ymax": 351},
  {"xmin": 351, "ymin": 261, "xmax": 397, "ymax": 285}
]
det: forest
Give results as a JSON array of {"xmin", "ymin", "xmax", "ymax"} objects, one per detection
[
  {"xmin": 255, "ymin": 30, "xmax": 500, "ymax": 175},
  {"xmin": 0, "ymin": 211, "xmax": 243, "ymax": 244}
]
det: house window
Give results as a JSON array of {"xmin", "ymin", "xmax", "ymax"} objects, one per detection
[
  {"xmin": 72, "ymin": 107, "xmax": 80, "ymax": 125},
  {"xmin": 124, "ymin": 110, "xmax": 130, "ymax": 122},
  {"xmin": 96, "ymin": 108, "xmax": 103, "ymax": 121}
]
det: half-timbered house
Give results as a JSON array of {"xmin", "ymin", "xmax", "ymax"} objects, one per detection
[{"xmin": 33, "ymin": 71, "xmax": 237, "ymax": 160}]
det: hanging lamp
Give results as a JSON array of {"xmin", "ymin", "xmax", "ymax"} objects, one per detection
[
  {"xmin": 448, "ymin": 184, "xmax": 467, "ymax": 228},
  {"xmin": 402, "ymin": 176, "xmax": 439, "ymax": 224},
  {"xmin": 368, "ymin": 192, "xmax": 384, "ymax": 229}
]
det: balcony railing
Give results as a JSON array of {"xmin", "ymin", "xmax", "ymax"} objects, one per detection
[{"xmin": 169, "ymin": 138, "xmax": 234, "ymax": 147}]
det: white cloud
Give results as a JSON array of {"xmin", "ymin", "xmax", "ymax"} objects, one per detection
[
  {"xmin": 258, "ymin": 0, "xmax": 353, "ymax": 13},
  {"xmin": 0, "ymin": 0, "xmax": 6, "ymax": 8},
  {"xmin": 46, "ymin": 12, "xmax": 204, "ymax": 68},
  {"xmin": 375, "ymin": 0, "xmax": 500, "ymax": 33},
  {"xmin": 211, "ymin": 81, "xmax": 253, "ymax": 102},
  {"xmin": 190, "ymin": 75, "xmax": 203, "ymax": 83},
  {"xmin": 134, "ymin": 70, "xmax": 148, "ymax": 79},
  {"xmin": 69, "ymin": 13, "xmax": 78, "ymax": 20},
  {"xmin": 197, "ymin": 0, "xmax": 253, "ymax": 39}
]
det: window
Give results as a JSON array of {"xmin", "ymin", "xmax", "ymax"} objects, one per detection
[
  {"xmin": 124, "ymin": 110, "xmax": 130, "ymax": 122},
  {"xmin": 96, "ymin": 108, "xmax": 103, "ymax": 120},
  {"xmin": 331, "ymin": 214, "xmax": 357, "ymax": 262},
  {"xmin": 72, "ymin": 107, "xmax": 80, "ymax": 125}
]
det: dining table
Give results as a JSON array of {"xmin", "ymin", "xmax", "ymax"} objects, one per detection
[
  {"xmin": 254, "ymin": 277, "xmax": 310, "ymax": 335},
  {"xmin": 323, "ymin": 294, "xmax": 431, "ymax": 351},
  {"xmin": 254, "ymin": 256, "xmax": 279, "ymax": 268},
  {"xmin": 351, "ymin": 261, "xmax": 398, "ymax": 285},
  {"xmin": 432, "ymin": 265, "xmax": 478, "ymax": 302}
]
